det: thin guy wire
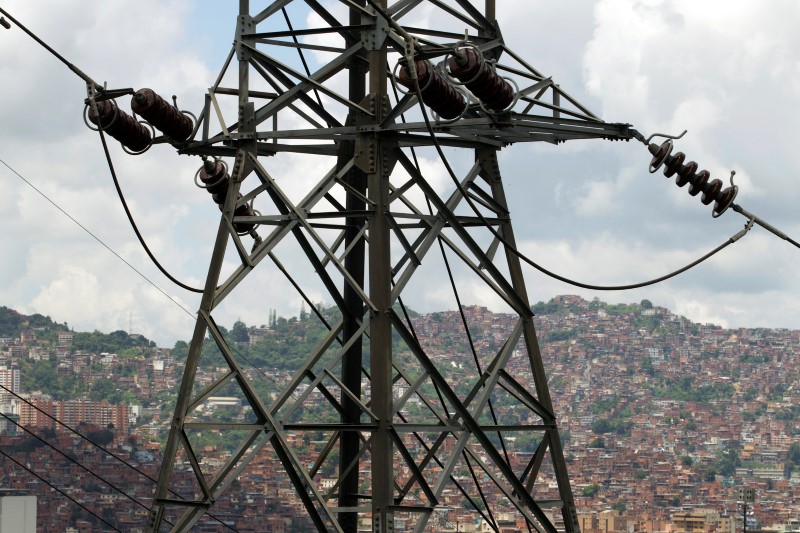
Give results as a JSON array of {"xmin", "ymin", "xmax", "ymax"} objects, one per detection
[{"xmin": 0, "ymin": 157, "xmax": 195, "ymax": 318}]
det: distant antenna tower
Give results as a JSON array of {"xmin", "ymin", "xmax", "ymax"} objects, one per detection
[{"xmin": 141, "ymin": 1, "xmax": 635, "ymax": 532}]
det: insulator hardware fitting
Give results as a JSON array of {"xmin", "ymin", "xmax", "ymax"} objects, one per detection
[{"xmin": 648, "ymin": 139, "xmax": 738, "ymax": 217}]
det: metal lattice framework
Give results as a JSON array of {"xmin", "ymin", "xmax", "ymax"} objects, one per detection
[{"xmin": 146, "ymin": 1, "xmax": 635, "ymax": 532}]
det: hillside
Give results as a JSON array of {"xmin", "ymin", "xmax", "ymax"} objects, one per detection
[{"xmin": 1, "ymin": 297, "xmax": 799, "ymax": 527}]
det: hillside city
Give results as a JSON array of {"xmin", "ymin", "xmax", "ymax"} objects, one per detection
[{"xmin": 0, "ymin": 296, "xmax": 799, "ymax": 532}]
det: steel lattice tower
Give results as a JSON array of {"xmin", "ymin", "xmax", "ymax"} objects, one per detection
[{"xmin": 146, "ymin": 1, "xmax": 635, "ymax": 531}]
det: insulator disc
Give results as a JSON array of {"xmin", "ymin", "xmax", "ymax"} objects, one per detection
[
  {"xmin": 676, "ymin": 162, "xmax": 697, "ymax": 187},
  {"xmin": 199, "ymin": 160, "xmax": 230, "ymax": 200},
  {"xmin": 216, "ymin": 193, "xmax": 256, "ymax": 233},
  {"xmin": 688, "ymin": 170, "xmax": 709, "ymax": 197},
  {"xmin": 233, "ymin": 202, "xmax": 256, "ymax": 233},
  {"xmin": 663, "ymin": 152, "xmax": 685, "ymax": 178},
  {"xmin": 132, "ymin": 89, "xmax": 194, "ymax": 141},
  {"xmin": 88, "ymin": 100, "xmax": 152, "ymax": 152},
  {"xmin": 648, "ymin": 140, "xmax": 672, "ymax": 173},
  {"xmin": 713, "ymin": 186, "xmax": 738, "ymax": 216},
  {"xmin": 701, "ymin": 178, "xmax": 723, "ymax": 205}
]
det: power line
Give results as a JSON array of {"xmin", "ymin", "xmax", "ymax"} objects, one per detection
[
  {"xmin": 0, "ymin": 411, "xmax": 158, "ymax": 518},
  {"xmin": 0, "ymin": 384, "xmax": 240, "ymax": 532},
  {"xmin": 0, "ymin": 448, "xmax": 122, "ymax": 532},
  {"xmin": 95, "ymin": 126, "xmax": 205, "ymax": 294},
  {"xmin": 0, "ymin": 157, "xmax": 195, "ymax": 318},
  {"xmin": 368, "ymin": 0, "xmax": 759, "ymax": 293}
]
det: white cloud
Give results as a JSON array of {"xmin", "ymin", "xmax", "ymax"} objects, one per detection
[{"xmin": 2, "ymin": 1, "xmax": 800, "ymax": 347}]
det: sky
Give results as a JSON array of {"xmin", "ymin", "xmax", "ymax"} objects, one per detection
[{"xmin": 1, "ymin": 0, "xmax": 800, "ymax": 347}]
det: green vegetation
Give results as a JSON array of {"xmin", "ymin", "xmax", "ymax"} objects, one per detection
[
  {"xmin": 582, "ymin": 483, "xmax": 599, "ymax": 496},
  {"xmin": 653, "ymin": 376, "xmax": 734, "ymax": 404},
  {"xmin": 72, "ymin": 330, "xmax": 155, "ymax": 353},
  {"xmin": 0, "ymin": 306, "xmax": 68, "ymax": 338},
  {"xmin": 592, "ymin": 417, "xmax": 632, "ymax": 436}
]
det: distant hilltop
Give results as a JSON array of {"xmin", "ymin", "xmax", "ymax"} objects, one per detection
[{"xmin": 0, "ymin": 306, "xmax": 157, "ymax": 355}]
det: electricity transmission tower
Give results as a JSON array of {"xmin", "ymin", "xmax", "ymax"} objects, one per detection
[{"xmin": 146, "ymin": 1, "xmax": 635, "ymax": 531}]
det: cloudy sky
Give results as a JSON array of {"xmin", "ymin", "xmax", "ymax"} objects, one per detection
[{"xmin": 1, "ymin": 0, "xmax": 799, "ymax": 347}]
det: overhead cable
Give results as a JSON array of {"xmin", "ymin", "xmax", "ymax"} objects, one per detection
[
  {"xmin": 0, "ymin": 158, "xmax": 195, "ymax": 317},
  {"xmin": 0, "ymin": 448, "xmax": 122, "ymax": 532}
]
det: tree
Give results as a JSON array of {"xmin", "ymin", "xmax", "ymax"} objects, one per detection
[
  {"xmin": 588, "ymin": 437, "xmax": 605, "ymax": 449},
  {"xmin": 789, "ymin": 442, "xmax": 800, "ymax": 464},
  {"xmin": 640, "ymin": 299, "xmax": 653, "ymax": 309},
  {"xmin": 231, "ymin": 320, "xmax": 250, "ymax": 344},
  {"xmin": 582, "ymin": 483, "xmax": 599, "ymax": 496}
]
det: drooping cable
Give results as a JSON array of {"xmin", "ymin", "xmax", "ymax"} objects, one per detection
[
  {"xmin": 0, "ymin": 157, "xmax": 195, "ymax": 318},
  {"xmin": 0, "ymin": 448, "xmax": 122, "ymax": 532},
  {"xmin": 366, "ymin": 0, "xmax": 760, "ymax": 293},
  {"xmin": 95, "ymin": 126, "xmax": 205, "ymax": 294},
  {"xmin": 394, "ymin": 75, "xmax": 514, "ymax": 480},
  {"xmin": 389, "ymin": 68, "xmax": 503, "ymax": 530}
]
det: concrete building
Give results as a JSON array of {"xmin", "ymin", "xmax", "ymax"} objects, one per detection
[
  {"xmin": 0, "ymin": 366, "xmax": 20, "ymax": 404},
  {"xmin": 0, "ymin": 495, "xmax": 37, "ymax": 533}
]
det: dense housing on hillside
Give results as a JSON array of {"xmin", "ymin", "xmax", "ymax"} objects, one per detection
[{"xmin": 0, "ymin": 299, "xmax": 799, "ymax": 531}]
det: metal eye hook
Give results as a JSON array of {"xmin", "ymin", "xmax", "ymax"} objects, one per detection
[
  {"xmin": 644, "ymin": 129, "xmax": 687, "ymax": 145},
  {"xmin": 729, "ymin": 170, "xmax": 736, "ymax": 187}
]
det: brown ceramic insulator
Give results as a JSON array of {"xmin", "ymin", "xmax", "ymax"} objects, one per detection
[
  {"xmin": 663, "ymin": 152, "xmax": 685, "ymax": 178},
  {"xmin": 713, "ymin": 186, "xmax": 737, "ymax": 216},
  {"xmin": 676, "ymin": 161, "xmax": 697, "ymax": 187},
  {"xmin": 649, "ymin": 141, "xmax": 671, "ymax": 172},
  {"xmin": 233, "ymin": 202, "xmax": 257, "ymax": 233},
  {"xmin": 198, "ymin": 159, "xmax": 230, "ymax": 200},
  {"xmin": 131, "ymin": 88, "xmax": 194, "ymax": 141},
  {"xmin": 398, "ymin": 60, "xmax": 467, "ymax": 119},
  {"xmin": 688, "ymin": 170, "xmax": 710, "ymax": 197},
  {"xmin": 701, "ymin": 178, "xmax": 723, "ymax": 205},
  {"xmin": 448, "ymin": 48, "xmax": 515, "ymax": 111},
  {"xmin": 88, "ymin": 100, "xmax": 152, "ymax": 152},
  {"xmin": 217, "ymin": 193, "xmax": 256, "ymax": 233}
]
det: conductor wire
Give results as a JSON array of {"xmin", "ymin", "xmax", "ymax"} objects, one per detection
[
  {"xmin": 0, "ymin": 448, "xmax": 122, "ymax": 532},
  {"xmin": 0, "ymin": 412, "xmax": 164, "ymax": 520},
  {"xmin": 95, "ymin": 124, "xmax": 205, "ymax": 294},
  {"xmin": 0, "ymin": 157, "xmax": 194, "ymax": 317},
  {"xmin": 0, "ymin": 384, "xmax": 240, "ymax": 532},
  {"xmin": 366, "ymin": 0, "xmax": 762, "ymax": 292}
]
